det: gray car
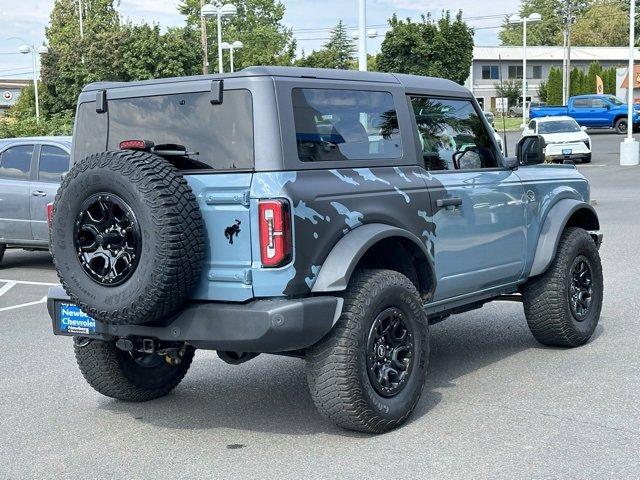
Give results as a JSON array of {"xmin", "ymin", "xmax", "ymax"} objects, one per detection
[{"xmin": 0, "ymin": 136, "xmax": 71, "ymax": 265}]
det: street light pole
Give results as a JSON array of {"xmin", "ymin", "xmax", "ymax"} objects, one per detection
[
  {"xmin": 217, "ymin": 11, "xmax": 223, "ymax": 74},
  {"xmin": 358, "ymin": 0, "xmax": 367, "ymax": 71},
  {"xmin": 509, "ymin": 13, "xmax": 541, "ymax": 128},
  {"xmin": 30, "ymin": 48, "xmax": 40, "ymax": 120},
  {"xmin": 522, "ymin": 18, "xmax": 527, "ymax": 128}
]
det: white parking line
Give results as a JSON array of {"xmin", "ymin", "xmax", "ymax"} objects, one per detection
[
  {"xmin": 0, "ymin": 278, "xmax": 59, "ymax": 287},
  {"xmin": 0, "ymin": 295, "xmax": 48, "ymax": 313},
  {"xmin": 0, "ymin": 281, "xmax": 17, "ymax": 298}
]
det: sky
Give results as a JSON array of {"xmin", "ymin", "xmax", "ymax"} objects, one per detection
[{"xmin": 0, "ymin": 0, "xmax": 521, "ymax": 79}]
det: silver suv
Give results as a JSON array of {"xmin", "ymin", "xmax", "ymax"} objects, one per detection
[{"xmin": 0, "ymin": 136, "xmax": 71, "ymax": 265}]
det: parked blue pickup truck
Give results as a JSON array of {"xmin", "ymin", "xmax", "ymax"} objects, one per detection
[{"xmin": 530, "ymin": 94, "xmax": 640, "ymax": 134}]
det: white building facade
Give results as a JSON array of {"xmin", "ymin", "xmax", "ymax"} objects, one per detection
[{"xmin": 466, "ymin": 46, "xmax": 640, "ymax": 111}]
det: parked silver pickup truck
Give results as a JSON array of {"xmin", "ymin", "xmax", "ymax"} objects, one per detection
[{"xmin": 0, "ymin": 136, "xmax": 71, "ymax": 265}]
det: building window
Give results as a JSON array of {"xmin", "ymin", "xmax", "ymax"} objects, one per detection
[
  {"xmin": 508, "ymin": 65, "xmax": 523, "ymax": 79},
  {"xmin": 530, "ymin": 65, "xmax": 542, "ymax": 79},
  {"xmin": 481, "ymin": 65, "xmax": 499, "ymax": 80}
]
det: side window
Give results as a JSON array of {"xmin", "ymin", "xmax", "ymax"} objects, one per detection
[
  {"xmin": 292, "ymin": 88, "xmax": 402, "ymax": 162},
  {"xmin": 573, "ymin": 99, "xmax": 590, "ymax": 108},
  {"xmin": 591, "ymin": 98, "xmax": 607, "ymax": 109},
  {"xmin": 410, "ymin": 96, "xmax": 500, "ymax": 171},
  {"xmin": 0, "ymin": 145, "xmax": 33, "ymax": 180},
  {"xmin": 38, "ymin": 146, "xmax": 70, "ymax": 182}
]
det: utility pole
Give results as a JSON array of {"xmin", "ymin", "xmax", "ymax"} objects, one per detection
[
  {"xmin": 200, "ymin": 0, "xmax": 209, "ymax": 74},
  {"xmin": 358, "ymin": 0, "xmax": 367, "ymax": 71},
  {"xmin": 561, "ymin": 0, "xmax": 575, "ymax": 104}
]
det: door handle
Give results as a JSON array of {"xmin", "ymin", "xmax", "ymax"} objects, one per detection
[
  {"xmin": 32, "ymin": 191, "xmax": 47, "ymax": 197},
  {"xmin": 436, "ymin": 197, "xmax": 462, "ymax": 209}
]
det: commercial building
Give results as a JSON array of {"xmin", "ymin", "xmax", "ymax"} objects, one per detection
[
  {"xmin": 466, "ymin": 46, "xmax": 640, "ymax": 110},
  {"xmin": 0, "ymin": 79, "xmax": 31, "ymax": 116}
]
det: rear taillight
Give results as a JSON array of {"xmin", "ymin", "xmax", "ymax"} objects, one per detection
[
  {"xmin": 46, "ymin": 203, "xmax": 53, "ymax": 227},
  {"xmin": 259, "ymin": 199, "xmax": 292, "ymax": 268}
]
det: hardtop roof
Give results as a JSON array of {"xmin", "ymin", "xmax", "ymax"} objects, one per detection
[{"xmin": 80, "ymin": 66, "xmax": 470, "ymax": 96}]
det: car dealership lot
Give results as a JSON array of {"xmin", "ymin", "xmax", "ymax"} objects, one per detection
[{"xmin": 1, "ymin": 133, "xmax": 639, "ymax": 479}]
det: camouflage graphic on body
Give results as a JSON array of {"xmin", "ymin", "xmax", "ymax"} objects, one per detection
[{"xmin": 251, "ymin": 166, "xmax": 445, "ymax": 296}]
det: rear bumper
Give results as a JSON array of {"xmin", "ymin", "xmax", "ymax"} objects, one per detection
[{"xmin": 47, "ymin": 286, "xmax": 342, "ymax": 353}]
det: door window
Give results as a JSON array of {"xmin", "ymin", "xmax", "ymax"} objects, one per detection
[
  {"xmin": 38, "ymin": 146, "xmax": 70, "ymax": 182},
  {"xmin": 573, "ymin": 99, "xmax": 590, "ymax": 108},
  {"xmin": 0, "ymin": 145, "xmax": 33, "ymax": 180},
  {"xmin": 591, "ymin": 98, "xmax": 607, "ymax": 109},
  {"xmin": 292, "ymin": 88, "xmax": 402, "ymax": 162},
  {"xmin": 409, "ymin": 96, "xmax": 500, "ymax": 171}
]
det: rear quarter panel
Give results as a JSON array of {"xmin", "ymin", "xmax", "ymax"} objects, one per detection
[{"xmin": 250, "ymin": 167, "xmax": 435, "ymax": 297}]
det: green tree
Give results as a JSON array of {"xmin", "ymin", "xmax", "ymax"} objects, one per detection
[
  {"xmin": 570, "ymin": 67, "xmax": 586, "ymax": 96},
  {"xmin": 495, "ymin": 79, "xmax": 522, "ymax": 107},
  {"xmin": 572, "ymin": 1, "xmax": 629, "ymax": 46},
  {"xmin": 499, "ymin": 0, "xmax": 591, "ymax": 46},
  {"xmin": 178, "ymin": 0, "xmax": 296, "ymax": 71},
  {"xmin": 297, "ymin": 20, "xmax": 355, "ymax": 69},
  {"xmin": 538, "ymin": 80, "xmax": 548, "ymax": 103},
  {"xmin": 41, "ymin": 0, "xmax": 123, "ymax": 116},
  {"xmin": 377, "ymin": 11, "xmax": 474, "ymax": 84},
  {"xmin": 583, "ymin": 61, "xmax": 602, "ymax": 94},
  {"xmin": 546, "ymin": 66, "xmax": 563, "ymax": 104}
]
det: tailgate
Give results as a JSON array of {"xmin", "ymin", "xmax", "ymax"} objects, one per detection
[{"xmin": 185, "ymin": 173, "xmax": 254, "ymax": 302}]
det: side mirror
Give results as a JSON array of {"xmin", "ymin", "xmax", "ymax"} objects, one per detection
[
  {"xmin": 581, "ymin": 126, "xmax": 588, "ymax": 131},
  {"xmin": 516, "ymin": 135, "xmax": 546, "ymax": 166},
  {"xmin": 503, "ymin": 156, "xmax": 519, "ymax": 170}
]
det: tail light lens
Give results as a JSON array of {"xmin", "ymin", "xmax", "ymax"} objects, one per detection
[
  {"xmin": 259, "ymin": 199, "xmax": 292, "ymax": 267},
  {"xmin": 46, "ymin": 203, "xmax": 54, "ymax": 227}
]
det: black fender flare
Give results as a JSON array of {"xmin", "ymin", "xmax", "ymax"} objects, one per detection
[
  {"xmin": 529, "ymin": 199, "xmax": 600, "ymax": 277},
  {"xmin": 311, "ymin": 223, "xmax": 436, "ymax": 294}
]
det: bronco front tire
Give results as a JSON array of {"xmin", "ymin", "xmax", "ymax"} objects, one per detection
[
  {"xmin": 74, "ymin": 339, "xmax": 195, "ymax": 401},
  {"xmin": 305, "ymin": 269, "xmax": 429, "ymax": 433},
  {"xmin": 522, "ymin": 227, "xmax": 603, "ymax": 347}
]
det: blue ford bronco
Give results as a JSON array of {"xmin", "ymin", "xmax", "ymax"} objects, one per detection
[{"xmin": 48, "ymin": 67, "xmax": 603, "ymax": 433}]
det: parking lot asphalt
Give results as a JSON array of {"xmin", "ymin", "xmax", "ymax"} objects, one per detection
[{"xmin": 1, "ymin": 132, "xmax": 639, "ymax": 479}]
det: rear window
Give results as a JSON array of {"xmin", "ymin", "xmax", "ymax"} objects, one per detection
[
  {"xmin": 292, "ymin": 88, "xmax": 402, "ymax": 162},
  {"xmin": 74, "ymin": 90, "xmax": 254, "ymax": 170}
]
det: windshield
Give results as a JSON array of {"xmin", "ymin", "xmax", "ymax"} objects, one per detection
[
  {"xmin": 538, "ymin": 120, "xmax": 581, "ymax": 134},
  {"xmin": 606, "ymin": 95, "xmax": 625, "ymax": 106}
]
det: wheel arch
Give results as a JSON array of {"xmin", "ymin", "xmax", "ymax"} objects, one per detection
[
  {"xmin": 529, "ymin": 199, "xmax": 600, "ymax": 277},
  {"xmin": 311, "ymin": 223, "xmax": 436, "ymax": 300}
]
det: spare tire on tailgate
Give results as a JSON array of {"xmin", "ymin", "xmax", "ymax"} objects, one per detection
[{"xmin": 51, "ymin": 150, "xmax": 204, "ymax": 325}]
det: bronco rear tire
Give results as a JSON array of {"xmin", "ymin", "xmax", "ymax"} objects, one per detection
[
  {"xmin": 50, "ymin": 151, "xmax": 204, "ymax": 325},
  {"xmin": 522, "ymin": 227, "xmax": 603, "ymax": 347},
  {"xmin": 74, "ymin": 339, "xmax": 195, "ymax": 401},
  {"xmin": 306, "ymin": 269, "xmax": 429, "ymax": 433}
]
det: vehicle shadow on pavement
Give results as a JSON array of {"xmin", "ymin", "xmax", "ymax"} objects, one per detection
[
  {"xmin": 0, "ymin": 250, "xmax": 54, "ymax": 271},
  {"xmin": 98, "ymin": 303, "xmax": 604, "ymax": 436}
]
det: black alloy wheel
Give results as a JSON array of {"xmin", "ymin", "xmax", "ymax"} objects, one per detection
[
  {"xmin": 366, "ymin": 307, "xmax": 415, "ymax": 397},
  {"xmin": 569, "ymin": 255, "xmax": 593, "ymax": 321},
  {"xmin": 73, "ymin": 193, "xmax": 141, "ymax": 287}
]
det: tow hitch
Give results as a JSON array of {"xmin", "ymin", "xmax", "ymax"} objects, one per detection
[{"xmin": 116, "ymin": 338, "xmax": 188, "ymax": 365}]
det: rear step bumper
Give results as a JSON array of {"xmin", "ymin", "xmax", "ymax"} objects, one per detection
[{"xmin": 47, "ymin": 286, "xmax": 343, "ymax": 353}]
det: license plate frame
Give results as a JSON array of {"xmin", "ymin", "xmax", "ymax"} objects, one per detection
[{"xmin": 56, "ymin": 302, "xmax": 97, "ymax": 336}]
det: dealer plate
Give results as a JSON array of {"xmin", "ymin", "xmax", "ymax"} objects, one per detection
[
  {"xmin": 58, "ymin": 302, "xmax": 96, "ymax": 335},
  {"xmin": 562, "ymin": 148, "xmax": 572, "ymax": 155}
]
